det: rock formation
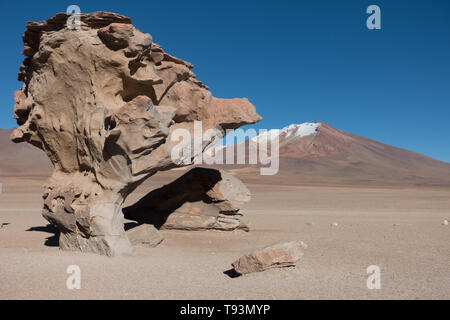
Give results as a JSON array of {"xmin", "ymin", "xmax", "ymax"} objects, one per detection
[
  {"xmin": 11, "ymin": 12, "xmax": 261, "ymax": 256},
  {"xmin": 124, "ymin": 167, "xmax": 250, "ymax": 231},
  {"xmin": 231, "ymin": 241, "xmax": 308, "ymax": 275}
]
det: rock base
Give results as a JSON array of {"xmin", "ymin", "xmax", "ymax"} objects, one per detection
[{"xmin": 124, "ymin": 168, "xmax": 251, "ymax": 232}]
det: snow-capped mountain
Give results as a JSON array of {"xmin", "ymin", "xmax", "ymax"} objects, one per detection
[
  {"xmin": 250, "ymin": 122, "xmax": 321, "ymax": 143},
  {"xmin": 217, "ymin": 121, "xmax": 450, "ymax": 187}
]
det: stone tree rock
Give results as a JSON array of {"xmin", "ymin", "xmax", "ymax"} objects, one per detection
[
  {"xmin": 124, "ymin": 167, "xmax": 251, "ymax": 231},
  {"xmin": 11, "ymin": 12, "xmax": 261, "ymax": 256}
]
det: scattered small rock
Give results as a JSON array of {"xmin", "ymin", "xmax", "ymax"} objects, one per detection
[
  {"xmin": 306, "ymin": 222, "xmax": 315, "ymax": 226},
  {"xmin": 331, "ymin": 222, "xmax": 339, "ymax": 227},
  {"xmin": 126, "ymin": 224, "xmax": 163, "ymax": 248},
  {"xmin": 231, "ymin": 241, "xmax": 307, "ymax": 275},
  {"xmin": 443, "ymin": 220, "xmax": 449, "ymax": 226}
]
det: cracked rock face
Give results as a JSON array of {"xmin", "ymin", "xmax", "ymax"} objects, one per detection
[
  {"xmin": 124, "ymin": 167, "xmax": 251, "ymax": 231},
  {"xmin": 11, "ymin": 12, "xmax": 261, "ymax": 256}
]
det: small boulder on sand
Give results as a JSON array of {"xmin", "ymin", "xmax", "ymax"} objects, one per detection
[
  {"xmin": 231, "ymin": 241, "xmax": 307, "ymax": 275},
  {"xmin": 126, "ymin": 224, "xmax": 163, "ymax": 248}
]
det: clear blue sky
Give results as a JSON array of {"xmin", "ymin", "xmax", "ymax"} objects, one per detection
[{"xmin": 1, "ymin": 0, "xmax": 449, "ymax": 162}]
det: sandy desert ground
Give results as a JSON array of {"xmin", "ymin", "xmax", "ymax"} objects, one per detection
[{"xmin": 1, "ymin": 171, "xmax": 449, "ymax": 300}]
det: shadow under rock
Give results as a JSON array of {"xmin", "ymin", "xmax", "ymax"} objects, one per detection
[
  {"xmin": 223, "ymin": 268, "xmax": 242, "ymax": 278},
  {"xmin": 27, "ymin": 224, "xmax": 60, "ymax": 247},
  {"xmin": 124, "ymin": 221, "xmax": 143, "ymax": 231},
  {"xmin": 123, "ymin": 167, "xmax": 222, "ymax": 228}
]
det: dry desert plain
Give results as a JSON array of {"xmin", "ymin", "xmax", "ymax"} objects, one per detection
[
  {"xmin": 1, "ymin": 168, "xmax": 449, "ymax": 300},
  {"xmin": 1, "ymin": 11, "xmax": 449, "ymax": 300}
]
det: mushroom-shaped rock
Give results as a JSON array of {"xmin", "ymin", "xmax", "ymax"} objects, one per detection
[{"xmin": 11, "ymin": 12, "xmax": 261, "ymax": 256}]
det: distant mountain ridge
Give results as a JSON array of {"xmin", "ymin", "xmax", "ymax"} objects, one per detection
[
  {"xmin": 219, "ymin": 122, "xmax": 450, "ymax": 187},
  {"xmin": 0, "ymin": 128, "xmax": 51, "ymax": 176},
  {"xmin": 1, "ymin": 124, "xmax": 450, "ymax": 187}
]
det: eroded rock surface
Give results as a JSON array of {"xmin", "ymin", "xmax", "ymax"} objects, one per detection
[
  {"xmin": 11, "ymin": 12, "xmax": 260, "ymax": 255},
  {"xmin": 124, "ymin": 168, "xmax": 250, "ymax": 231},
  {"xmin": 231, "ymin": 241, "xmax": 308, "ymax": 275}
]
